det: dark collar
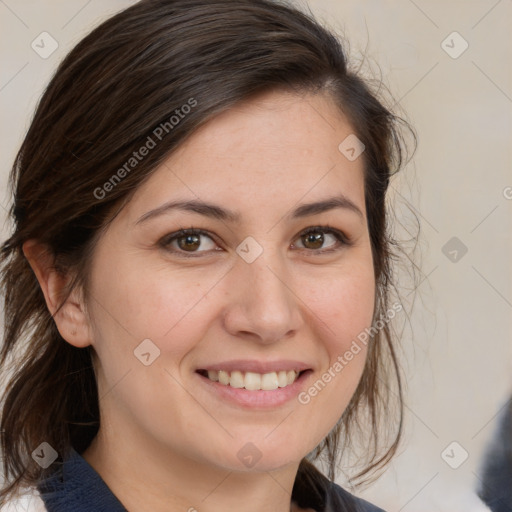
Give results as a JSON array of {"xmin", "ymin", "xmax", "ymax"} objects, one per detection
[
  {"xmin": 37, "ymin": 448, "xmax": 384, "ymax": 512},
  {"xmin": 37, "ymin": 447, "xmax": 127, "ymax": 512}
]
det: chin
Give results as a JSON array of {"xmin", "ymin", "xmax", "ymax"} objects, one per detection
[{"xmin": 222, "ymin": 436, "xmax": 313, "ymax": 473}]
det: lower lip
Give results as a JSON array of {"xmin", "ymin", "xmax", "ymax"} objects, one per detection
[{"xmin": 195, "ymin": 370, "xmax": 312, "ymax": 409}]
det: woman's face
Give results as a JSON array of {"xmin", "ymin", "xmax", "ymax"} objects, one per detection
[{"xmin": 84, "ymin": 90, "xmax": 375, "ymax": 472}]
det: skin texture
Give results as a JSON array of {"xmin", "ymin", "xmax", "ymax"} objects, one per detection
[{"xmin": 24, "ymin": 90, "xmax": 375, "ymax": 512}]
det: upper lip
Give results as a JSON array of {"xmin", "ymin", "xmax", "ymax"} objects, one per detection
[{"xmin": 197, "ymin": 360, "xmax": 312, "ymax": 374}]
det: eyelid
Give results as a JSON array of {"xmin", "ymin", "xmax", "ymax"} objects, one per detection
[{"xmin": 158, "ymin": 225, "xmax": 352, "ymax": 258}]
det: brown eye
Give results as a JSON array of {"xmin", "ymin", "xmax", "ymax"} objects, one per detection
[
  {"xmin": 161, "ymin": 228, "xmax": 217, "ymax": 256},
  {"xmin": 293, "ymin": 226, "xmax": 350, "ymax": 253},
  {"xmin": 177, "ymin": 233, "xmax": 201, "ymax": 252},
  {"xmin": 302, "ymin": 231, "xmax": 325, "ymax": 250}
]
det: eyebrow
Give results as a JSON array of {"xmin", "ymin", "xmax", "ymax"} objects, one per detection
[{"xmin": 135, "ymin": 194, "xmax": 364, "ymax": 225}]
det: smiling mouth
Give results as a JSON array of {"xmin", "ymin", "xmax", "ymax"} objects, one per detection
[{"xmin": 196, "ymin": 369, "xmax": 307, "ymax": 391}]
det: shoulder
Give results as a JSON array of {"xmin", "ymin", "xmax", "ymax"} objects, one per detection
[
  {"xmin": 293, "ymin": 460, "xmax": 386, "ymax": 512},
  {"xmin": 0, "ymin": 487, "xmax": 47, "ymax": 512},
  {"xmin": 326, "ymin": 481, "xmax": 387, "ymax": 512}
]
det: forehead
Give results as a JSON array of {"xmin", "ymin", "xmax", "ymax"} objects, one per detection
[{"xmin": 122, "ymin": 90, "xmax": 366, "ymax": 224}]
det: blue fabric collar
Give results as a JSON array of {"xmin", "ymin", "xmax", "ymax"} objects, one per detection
[{"xmin": 37, "ymin": 447, "xmax": 127, "ymax": 512}]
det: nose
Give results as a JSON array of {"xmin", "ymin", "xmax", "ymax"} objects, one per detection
[{"xmin": 222, "ymin": 248, "xmax": 304, "ymax": 344}]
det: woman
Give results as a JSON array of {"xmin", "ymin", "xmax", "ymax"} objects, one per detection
[{"xmin": 0, "ymin": 0, "xmax": 412, "ymax": 510}]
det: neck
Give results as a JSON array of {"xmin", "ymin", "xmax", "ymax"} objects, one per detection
[{"xmin": 82, "ymin": 427, "xmax": 304, "ymax": 512}]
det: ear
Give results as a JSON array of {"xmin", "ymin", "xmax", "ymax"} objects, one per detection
[{"xmin": 22, "ymin": 240, "xmax": 92, "ymax": 348}]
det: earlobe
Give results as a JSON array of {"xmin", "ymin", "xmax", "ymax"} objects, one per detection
[{"xmin": 22, "ymin": 240, "xmax": 92, "ymax": 348}]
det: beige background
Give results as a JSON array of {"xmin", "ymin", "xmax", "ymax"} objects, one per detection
[{"xmin": 1, "ymin": 1, "xmax": 511, "ymax": 510}]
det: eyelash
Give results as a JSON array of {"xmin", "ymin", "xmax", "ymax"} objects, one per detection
[{"xmin": 159, "ymin": 225, "xmax": 352, "ymax": 258}]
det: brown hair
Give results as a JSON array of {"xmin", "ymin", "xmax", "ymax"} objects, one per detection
[{"xmin": 0, "ymin": 0, "xmax": 414, "ymax": 504}]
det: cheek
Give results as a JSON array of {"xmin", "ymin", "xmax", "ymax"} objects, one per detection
[
  {"xmin": 305, "ymin": 260, "xmax": 375, "ymax": 356},
  {"xmin": 297, "ymin": 258, "xmax": 375, "ymax": 419},
  {"xmin": 86, "ymin": 258, "xmax": 219, "ymax": 443},
  {"xmin": 88, "ymin": 254, "xmax": 224, "ymax": 351}
]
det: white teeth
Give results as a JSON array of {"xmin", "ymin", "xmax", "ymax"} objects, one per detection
[
  {"xmin": 203, "ymin": 370, "xmax": 300, "ymax": 390},
  {"xmin": 207, "ymin": 370, "xmax": 219, "ymax": 382},
  {"xmin": 218, "ymin": 370, "xmax": 229, "ymax": 385},
  {"xmin": 230, "ymin": 370, "xmax": 245, "ymax": 388},
  {"xmin": 244, "ymin": 372, "xmax": 261, "ymax": 390},
  {"xmin": 261, "ymin": 372, "xmax": 279, "ymax": 390}
]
